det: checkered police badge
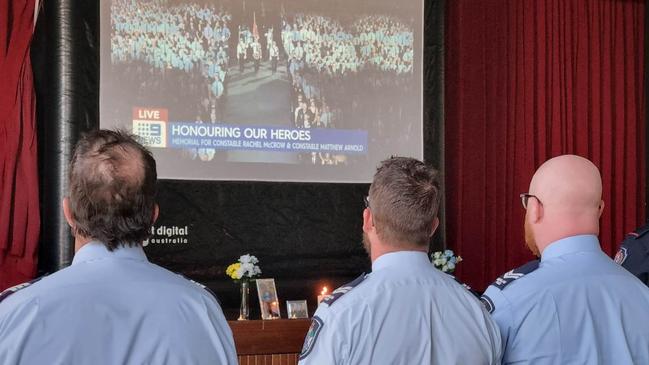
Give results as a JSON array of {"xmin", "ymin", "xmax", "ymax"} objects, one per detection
[
  {"xmin": 299, "ymin": 316, "xmax": 324, "ymax": 360},
  {"xmin": 614, "ymin": 247, "xmax": 628, "ymax": 265}
]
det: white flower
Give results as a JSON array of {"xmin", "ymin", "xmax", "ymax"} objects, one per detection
[
  {"xmin": 442, "ymin": 265, "xmax": 449, "ymax": 272},
  {"xmin": 241, "ymin": 262, "xmax": 254, "ymax": 277},
  {"xmin": 433, "ymin": 252, "xmax": 442, "ymax": 259},
  {"xmin": 236, "ymin": 254, "xmax": 261, "ymax": 278},
  {"xmin": 447, "ymin": 262, "xmax": 455, "ymax": 271}
]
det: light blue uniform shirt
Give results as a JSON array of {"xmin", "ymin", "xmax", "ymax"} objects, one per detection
[
  {"xmin": 299, "ymin": 251, "xmax": 502, "ymax": 365},
  {"xmin": 0, "ymin": 242, "xmax": 237, "ymax": 365},
  {"xmin": 482, "ymin": 235, "xmax": 649, "ymax": 364}
]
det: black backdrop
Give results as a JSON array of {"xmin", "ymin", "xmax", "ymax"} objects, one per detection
[{"xmin": 32, "ymin": 0, "xmax": 444, "ymax": 319}]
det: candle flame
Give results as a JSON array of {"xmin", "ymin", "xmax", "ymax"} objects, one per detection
[{"xmin": 321, "ymin": 287, "xmax": 328, "ymax": 295}]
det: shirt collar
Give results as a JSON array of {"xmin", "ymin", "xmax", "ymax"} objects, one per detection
[
  {"xmin": 72, "ymin": 241, "xmax": 148, "ymax": 266},
  {"xmin": 372, "ymin": 251, "xmax": 431, "ymax": 272},
  {"xmin": 541, "ymin": 234, "xmax": 602, "ymax": 261}
]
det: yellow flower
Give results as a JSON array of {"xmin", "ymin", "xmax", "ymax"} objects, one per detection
[{"xmin": 226, "ymin": 263, "xmax": 241, "ymax": 279}]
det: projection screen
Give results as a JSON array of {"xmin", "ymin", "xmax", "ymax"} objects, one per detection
[{"xmin": 100, "ymin": 0, "xmax": 423, "ymax": 182}]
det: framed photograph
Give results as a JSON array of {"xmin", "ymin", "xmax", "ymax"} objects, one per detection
[
  {"xmin": 286, "ymin": 300, "xmax": 309, "ymax": 319},
  {"xmin": 256, "ymin": 278, "xmax": 281, "ymax": 320}
]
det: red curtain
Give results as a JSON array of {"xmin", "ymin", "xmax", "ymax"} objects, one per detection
[
  {"xmin": 0, "ymin": 0, "xmax": 39, "ymax": 290},
  {"xmin": 445, "ymin": 0, "xmax": 646, "ymax": 292}
]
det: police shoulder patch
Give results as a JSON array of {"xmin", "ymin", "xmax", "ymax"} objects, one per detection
[
  {"xmin": 321, "ymin": 273, "xmax": 366, "ymax": 306},
  {"xmin": 299, "ymin": 315, "xmax": 323, "ymax": 360},
  {"xmin": 491, "ymin": 259, "xmax": 540, "ymax": 291},
  {"xmin": 614, "ymin": 247, "xmax": 628, "ymax": 265},
  {"xmin": 480, "ymin": 295, "xmax": 495, "ymax": 314},
  {"xmin": 0, "ymin": 277, "xmax": 45, "ymax": 304}
]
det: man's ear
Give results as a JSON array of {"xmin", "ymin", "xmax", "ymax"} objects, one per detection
[
  {"xmin": 528, "ymin": 198, "xmax": 543, "ymax": 224},
  {"xmin": 63, "ymin": 197, "xmax": 75, "ymax": 229},
  {"xmin": 598, "ymin": 200, "xmax": 605, "ymax": 218},
  {"xmin": 362, "ymin": 208, "xmax": 374, "ymax": 233},
  {"xmin": 153, "ymin": 203, "xmax": 159, "ymax": 224},
  {"xmin": 429, "ymin": 217, "xmax": 440, "ymax": 237}
]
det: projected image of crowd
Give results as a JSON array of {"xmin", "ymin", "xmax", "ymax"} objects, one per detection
[
  {"xmin": 110, "ymin": 1, "xmax": 231, "ymax": 127},
  {"xmin": 108, "ymin": 0, "xmax": 418, "ymax": 165}
]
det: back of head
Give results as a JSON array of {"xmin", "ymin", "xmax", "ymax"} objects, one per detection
[
  {"xmin": 527, "ymin": 155, "xmax": 603, "ymax": 251},
  {"xmin": 368, "ymin": 157, "xmax": 441, "ymax": 248},
  {"xmin": 68, "ymin": 129, "xmax": 157, "ymax": 250}
]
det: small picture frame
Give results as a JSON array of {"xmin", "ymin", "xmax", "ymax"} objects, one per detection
[
  {"xmin": 286, "ymin": 300, "xmax": 309, "ymax": 319},
  {"xmin": 256, "ymin": 278, "xmax": 281, "ymax": 320}
]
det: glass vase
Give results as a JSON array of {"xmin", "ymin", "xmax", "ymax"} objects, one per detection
[{"xmin": 238, "ymin": 280, "xmax": 250, "ymax": 320}]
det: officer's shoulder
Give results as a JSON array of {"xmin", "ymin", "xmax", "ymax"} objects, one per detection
[
  {"xmin": 480, "ymin": 260, "xmax": 540, "ymax": 314},
  {"xmin": 448, "ymin": 274, "xmax": 481, "ymax": 298},
  {"xmin": 616, "ymin": 224, "xmax": 649, "ymax": 264},
  {"xmin": 320, "ymin": 273, "xmax": 368, "ymax": 308},
  {"xmin": 625, "ymin": 223, "xmax": 649, "ymax": 240},
  {"xmin": 176, "ymin": 274, "xmax": 221, "ymax": 303},
  {"xmin": 488, "ymin": 259, "xmax": 541, "ymax": 292},
  {"xmin": 0, "ymin": 276, "xmax": 47, "ymax": 305}
]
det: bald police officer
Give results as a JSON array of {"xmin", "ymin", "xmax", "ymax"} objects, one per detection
[
  {"xmin": 299, "ymin": 157, "xmax": 502, "ymax": 365},
  {"xmin": 482, "ymin": 155, "xmax": 649, "ymax": 364},
  {"xmin": 0, "ymin": 130, "xmax": 237, "ymax": 364}
]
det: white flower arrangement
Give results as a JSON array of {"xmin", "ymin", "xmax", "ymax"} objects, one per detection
[
  {"xmin": 431, "ymin": 249, "xmax": 462, "ymax": 273},
  {"xmin": 226, "ymin": 254, "xmax": 262, "ymax": 281}
]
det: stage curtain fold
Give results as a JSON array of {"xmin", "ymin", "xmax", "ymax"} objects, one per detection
[
  {"xmin": 445, "ymin": 0, "xmax": 646, "ymax": 291},
  {"xmin": 0, "ymin": 0, "xmax": 40, "ymax": 290}
]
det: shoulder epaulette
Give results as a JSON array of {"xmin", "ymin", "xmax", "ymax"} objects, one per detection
[
  {"xmin": 490, "ymin": 259, "xmax": 540, "ymax": 291},
  {"xmin": 626, "ymin": 223, "xmax": 649, "ymax": 240},
  {"xmin": 448, "ymin": 274, "xmax": 480, "ymax": 298},
  {"xmin": 179, "ymin": 274, "xmax": 221, "ymax": 304},
  {"xmin": 321, "ymin": 273, "xmax": 366, "ymax": 306},
  {"xmin": 0, "ymin": 276, "xmax": 45, "ymax": 304}
]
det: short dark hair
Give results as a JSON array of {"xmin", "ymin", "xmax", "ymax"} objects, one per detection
[
  {"xmin": 68, "ymin": 129, "xmax": 157, "ymax": 250},
  {"xmin": 368, "ymin": 157, "xmax": 441, "ymax": 248}
]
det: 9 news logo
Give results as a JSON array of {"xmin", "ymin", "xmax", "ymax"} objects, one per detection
[
  {"xmin": 132, "ymin": 107, "xmax": 168, "ymax": 148},
  {"xmin": 133, "ymin": 120, "xmax": 167, "ymax": 148}
]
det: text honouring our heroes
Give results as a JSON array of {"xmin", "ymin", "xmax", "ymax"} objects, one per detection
[{"xmin": 165, "ymin": 122, "xmax": 369, "ymax": 154}]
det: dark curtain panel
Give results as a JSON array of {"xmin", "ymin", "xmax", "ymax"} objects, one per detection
[
  {"xmin": 446, "ymin": 0, "xmax": 646, "ymax": 292},
  {"xmin": 0, "ymin": 0, "xmax": 40, "ymax": 290},
  {"xmin": 32, "ymin": 0, "xmax": 100, "ymax": 276}
]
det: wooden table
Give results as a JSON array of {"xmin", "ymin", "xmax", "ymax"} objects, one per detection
[{"xmin": 228, "ymin": 319, "xmax": 311, "ymax": 365}]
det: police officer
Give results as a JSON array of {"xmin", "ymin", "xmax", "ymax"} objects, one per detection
[
  {"xmin": 269, "ymin": 41, "xmax": 279, "ymax": 74},
  {"xmin": 482, "ymin": 155, "xmax": 649, "ymax": 364},
  {"xmin": 237, "ymin": 39, "xmax": 247, "ymax": 73},
  {"xmin": 0, "ymin": 130, "xmax": 237, "ymax": 364},
  {"xmin": 299, "ymin": 157, "xmax": 502, "ymax": 365},
  {"xmin": 251, "ymin": 39, "xmax": 262, "ymax": 74},
  {"xmin": 615, "ymin": 222, "xmax": 649, "ymax": 286}
]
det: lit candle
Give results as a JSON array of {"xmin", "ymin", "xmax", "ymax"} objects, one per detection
[{"xmin": 317, "ymin": 287, "xmax": 328, "ymax": 304}]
